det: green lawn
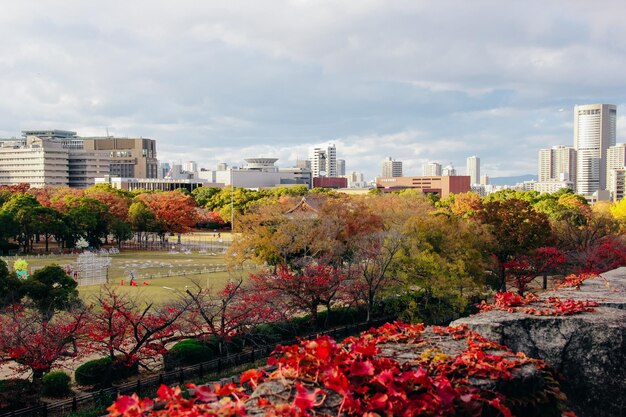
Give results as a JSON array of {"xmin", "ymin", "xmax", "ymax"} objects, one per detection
[{"xmin": 4, "ymin": 248, "xmax": 258, "ymax": 305}]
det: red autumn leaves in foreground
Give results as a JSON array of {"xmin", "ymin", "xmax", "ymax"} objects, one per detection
[
  {"xmin": 108, "ymin": 322, "xmax": 572, "ymax": 417},
  {"xmin": 477, "ymin": 291, "xmax": 599, "ymax": 316}
]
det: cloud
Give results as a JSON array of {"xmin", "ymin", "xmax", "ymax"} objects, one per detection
[{"xmin": 1, "ymin": 1, "xmax": 626, "ymax": 180}]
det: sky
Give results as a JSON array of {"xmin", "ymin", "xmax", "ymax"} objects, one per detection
[{"xmin": 2, "ymin": 0, "xmax": 626, "ymax": 181}]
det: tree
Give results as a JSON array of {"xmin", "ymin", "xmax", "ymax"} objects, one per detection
[
  {"xmin": 137, "ymin": 191, "xmax": 198, "ymax": 237},
  {"xmin": 22, "ymin": 265, "xmax": 79, "ymax": 319},
  {"xmin": 504, "ymin": 247, "xmax": 566, "ymax": 295},
  {"xmin": 32, "ymin": 206, "xmax": 65, "ymax": 252},
  {"xmin": 84, "ymin": 186, "xmax": 132, "ymax": 221},
  {"xmin": 0, "ymin": 260, "xmax": 23, "ymax": 308},
  {"xmin": 89, "ymin": 288, "xmax": 190, "ymax": 369},
  {"xmin": 2, "ymin": 193, "xmax": 42, "ymax": 252},
  {"xmin": 127, "ymin": 201, "xmax": 155, "ymax": 243},
  {"xmin": 0, "ymin": 305, "xmax": 88, "ymax": 382},
  {"xmin": 111, "ymin": 219, "xmax": 133, "ymax": 248},
  {"xmin": 250, "ymin": 263, "xmax": 348, "ymax": 329},
  {"xmin": 184, "ymin": 279, "xmax": 270, "ymax": 355},
  {"xmin": 477, "ymin": 199, "xmax": 552, "ymax": 291}
]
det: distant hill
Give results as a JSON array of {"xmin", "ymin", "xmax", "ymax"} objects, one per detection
[{"xmin": 488, "ymin": 174, "xmax": 537, "ymax": 186}]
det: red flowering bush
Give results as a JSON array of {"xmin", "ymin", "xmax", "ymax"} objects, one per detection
[{"xmin": 108, "ymin": 322, "xmax": 573, "ymax": 417}]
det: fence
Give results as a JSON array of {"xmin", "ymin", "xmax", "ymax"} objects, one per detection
[{"xmin": 0, "ymin": 317, "xmax": 393, "ymax": 417}]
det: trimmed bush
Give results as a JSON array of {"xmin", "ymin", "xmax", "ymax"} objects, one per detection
[
  {"xmin": 75, "ymin": 357, "xmax": 138, "ymax": 387},
  {"xmin": 164, "ymin": 339, "xmax": 214, "ymax": 371},
  {"xmin": 42, "ymin": 371, "xmax": 71, "ymax": 397}
]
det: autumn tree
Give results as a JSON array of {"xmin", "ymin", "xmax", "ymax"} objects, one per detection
[
  {"xmin": 183, "ymin": 279, "xmax": 274, "ymax": 355},
  {"xmin": 393, "ymin": 206, "xmax": 492, "ymax": 323},
  {"xmin": 136, "ymin": 191, "xmax": 198, "ymax": 238},
  {"xmin": 89, "ymin": 288, "xmax": 190, "ymax": 369},
  {"xmin": 0, "ymin": 305, "xmax": 88, "ymax": 382},
  {"xmin": 477, "ymin": 198, "xmax": 553, "ymax": 291},
  {"xmin": 250, "ymin": 263, "xmax": 348, "ymax": 329},
  {"xmin": 504, "ymin": 247, "xmax": 566, "ymax": 295}
]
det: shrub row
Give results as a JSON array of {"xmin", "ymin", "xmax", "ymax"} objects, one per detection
[{"xmin": 75, "ymin": 356, "xmax": 138, "ymax": 387}]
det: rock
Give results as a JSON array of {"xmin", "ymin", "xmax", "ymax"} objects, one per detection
[{"xmin": 453, "ymin": 268, "xmax": 626, "ymax": 417}]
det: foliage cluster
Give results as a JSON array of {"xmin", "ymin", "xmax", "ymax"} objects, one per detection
[{"xmin": 107, "ymin": 322, "xmax": 573, "ymax": 417}]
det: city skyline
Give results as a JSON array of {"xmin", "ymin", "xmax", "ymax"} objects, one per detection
[{"xmin": 1, "ymin": 2, "xmax": 626, "ymax": 180}]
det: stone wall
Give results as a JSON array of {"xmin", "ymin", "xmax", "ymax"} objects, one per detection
[{"xmin": 453, "ymin": 268, "xmax": 626, "ymax": 417}]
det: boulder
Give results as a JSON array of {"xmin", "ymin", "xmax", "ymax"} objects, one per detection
[{"xmin": 453, "ymin": 267, "xmax": 626, "ymax": 417}]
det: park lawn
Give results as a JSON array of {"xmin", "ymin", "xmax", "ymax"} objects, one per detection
[
  {"xmin": 7, "ymin": 249, "xmax": 260, "ymax": 305},
  {"xmin": 78, "ymin": 269, "xmax": 251, "ymax": 305}
]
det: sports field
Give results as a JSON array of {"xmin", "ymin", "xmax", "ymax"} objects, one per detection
[{"xmin": 3, "ymin": 246, "xmax": 259, "ymax": 305}]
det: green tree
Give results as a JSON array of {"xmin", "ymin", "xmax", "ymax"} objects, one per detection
[
  {"xmin": 2, "ymin": 194, "xmax": 42, "ymax": 252},
  {"xmin": 127, "ymin": 201, "xmax": 155, "ymax": 243},
  {"xmin": 32, "ymin": 206, "xmax": 65, "ymax": 252},
  {"xmin": 110, "ymin": 219, "xmax": 133, "ymax": 248},
  {"xmin": 0, "ymin": 260, "xmax": 23, "ymax": 308},
  {"xmin": 22, "ymin": 265, "xmax": 79, "ymax": 319}
]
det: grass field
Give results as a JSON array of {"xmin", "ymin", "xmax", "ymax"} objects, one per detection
[{"xmin": 3, "ymin": 246, "xmax": 258, "ymax": 305}]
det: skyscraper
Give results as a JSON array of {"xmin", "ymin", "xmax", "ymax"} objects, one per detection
[
  {"xmin": 607, "ymin": 143, "xmax": 626, "ymax": 198},
  {"xmin": 309, "ymin": 144, "xmax": 337, "ymax": 177},
  {"xmin": 381, "ymin": 157, "xmax": 403, "ymax": 177},
  {"xmin": 466, "ymin": 156, "xmax": 480, "ymax": 185},
  {"xmin": 574, "ymin": 104, "xmax": 617, "ymax": 195},
  {"xmin": 422, "ymin": 162, "xmax": 442, "ymax": 176},
  {"xmin": 538, "ymin": 145, "xmax": 576, "ymax": 182},
  {"xmin": 337, "ymin": 159, "xmax": 346, "ymax": 176}
]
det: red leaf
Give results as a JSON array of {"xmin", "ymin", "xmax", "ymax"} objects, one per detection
[{"xmin": 350, "ymin": 360, "xmax": 375, "ymax": 376}]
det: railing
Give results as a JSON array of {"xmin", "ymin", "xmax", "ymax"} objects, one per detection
[{"xmin": 0, "ymin": 316, "xmax": 393, "ymax": 417}]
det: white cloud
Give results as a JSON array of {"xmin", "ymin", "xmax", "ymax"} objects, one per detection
[{"xmin": 1, "ymin": 1, "xmax": 626, "ymax": 179}]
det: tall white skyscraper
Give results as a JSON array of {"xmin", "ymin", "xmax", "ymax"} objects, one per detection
[
  {"xmin": 574, "ymin": 104, "xmax": 617, "ymax": 195},
  {"xmin": 381, "ymin": 157, "xmax": 403, "ymax": 177},
  {"xmin": 466, "ymin": 156, "xmax": 480, "ymax": 185},
  {"xmin": 422, "ymin": 162, "xmax": 442, "ymax": 176},
  {"xmin": 309, "ymin": 143, "xmax": 337, "ymax": 177},
  {"xmin": 538, "ymin": 146, "xmax": 576, "ymax": 182}
]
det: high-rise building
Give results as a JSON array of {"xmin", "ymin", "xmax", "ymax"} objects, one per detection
[
  {"xmin": 538, "ymin": 145, "xmax": 577, "ymax": 182},
  {"xmin": 0, "ymin": 135, "xmax": 109, "ymax": 188},
  {"xmin": 606, "ymin": 143, "xmax": 626, "ymax": 199},
  {"xmin": 466, "ymin": 156, "xmax": 480, "ymax": 185},
  {"xmin": 82, "ymin": 136, "xmax": 159, "ymax": 178},
  {"xmin": 422, "ymin": 162, "xmax": 442, "ymax": 176},
  {"xmin": 309, "ymin": 144, "xmax": 337, "ymax": 177},
  {"xmin": 336, "ymin": 159, "xmax": 346, "ymax": 176},
  {"xmin": 442, "ymin": 163, "xmax": 457, "ymax": 176},
  {"xmin": 381, "ymin": 157, "xmax": 403, "ymax": 177},
  {"xmin": 574, "ymin": 104, "xmax": 617, "ymax": 196}
]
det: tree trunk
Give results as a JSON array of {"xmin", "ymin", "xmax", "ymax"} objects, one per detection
[{"xmin": 499, "ymin": 263, "xmax": 507, "ymax": 292}]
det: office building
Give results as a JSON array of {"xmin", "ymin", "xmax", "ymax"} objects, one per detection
[
  {"xmin": 82, "ymin": 136, "xmax": 159, "ymax": 178},
  {"xmin": 336, "ymin": 159, "xmax": 346, "ymax": 176},
  {"xmin": 422, "ymin": 162, "xmax": 442, "ymax": 176},
  {"xmin": 199, "ymin": 158, "xmax": 312, "ymax": 189},
  {"xmin": 0, "ymin": 134, "xmax": 109, "ymax": 188},
  {"xmin": 538, "ymin": 145, "xmax": 576, "ymax": 183},
  {"xmin": 466, "ymin": 156, "xmax": 480, "ymax": 185},
  {"xmin": 376, "ymin": 176, "xmax": 470, "ymax": 198},
  {"xmin": 309, "ymin": 144, "xmax": 337, "ymax": 177},
  {"xmin": 381, "ymin": 157, "xmax": 403, "ymax": 178},
  {"xmin": 607, "ymin": 144, "xmax": 626, "ymax": 199},
  {"xmin": 574, "ymin": 104, "xmax": 617, "ymax": 196}
]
